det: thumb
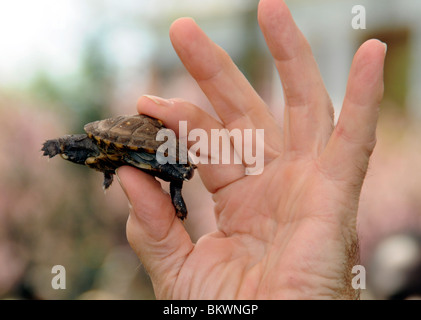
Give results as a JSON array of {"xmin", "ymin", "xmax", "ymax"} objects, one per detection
[{"xmin": 116, "ymin": 166, "xmax": 193, "ymax": 295}]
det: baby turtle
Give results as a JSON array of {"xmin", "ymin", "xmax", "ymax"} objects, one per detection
[{"xmin": 42, "ymin": 114, "xmax": 195, "ymax": 220}]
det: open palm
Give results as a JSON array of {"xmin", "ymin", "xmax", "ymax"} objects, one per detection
[{"xmin": 117, "ymin": 0, "xmax": 385, "ymax": 299}]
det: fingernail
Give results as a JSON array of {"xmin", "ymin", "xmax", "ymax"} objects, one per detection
[
  {"xmin": 115, "ymin": 168, "xmax": 131, "ymax": 204},
  {"xmin": 116, "ymin": 170, "xmax": 134, "ymax": 213},
  {"xmin": 143, "ymin": 95, "xmax": 174, "ymax": 107},
  {"xmin": 115, "ymin": 168, "xmax": 123, "ymax": 188},
  {"xmin": 381, "ymin": 41, "xmax": 387, "ymax": 54}
]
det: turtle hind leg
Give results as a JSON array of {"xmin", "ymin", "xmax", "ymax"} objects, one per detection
[
  {"xmin": 102, "ymin": 171, "xmax": 114, "ymax": 190},
  {"xmin": 170, "ymin": 180, "xmax": 187, "ymax": 220}
]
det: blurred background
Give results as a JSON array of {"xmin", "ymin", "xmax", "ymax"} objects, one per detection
[{"xmin": 0, "ymin": 0, "xmax": 420, "ymax": 300}]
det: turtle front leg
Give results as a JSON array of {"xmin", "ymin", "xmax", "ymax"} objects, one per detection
[
  {"xmin": 41, "ymin": 139, "xmax": 61, "ymax": 158},
  {"xmin": 170, "ymin": 180, "xmax": 187, "ymax": 220},
  {"xmin": 102, "ymin": 171, "xmax": 114, "ymax": 190},
  {"xmin": 85, "ymin": 155, "xmax": 116, "ymax": 190}
]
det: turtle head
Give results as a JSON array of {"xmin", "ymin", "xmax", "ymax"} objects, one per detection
[{"xmin": 42, "ymin": 134, "xmax": 100, "ymax": 165}]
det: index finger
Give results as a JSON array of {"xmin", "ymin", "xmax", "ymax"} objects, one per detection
[{"xmin": 169, "ymin": 18, "xmax": 283, "ymax": 157}]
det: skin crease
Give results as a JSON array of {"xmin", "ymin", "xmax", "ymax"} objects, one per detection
[{"xmin": 116, "ymin": 0, "xmax": 386, "ymax": 299}]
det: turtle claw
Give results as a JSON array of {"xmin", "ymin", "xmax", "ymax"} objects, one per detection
[
  {"xmin": 102, "ymin": 172, "xmax": 114, "ymax": 190},
  {"xmin": 42, "ymin": 139, "xmax": 61, "ymax": 158}
]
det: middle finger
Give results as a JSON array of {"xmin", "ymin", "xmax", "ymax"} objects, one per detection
[{"xmin": 258, "ymin": 0, "xmax": 334, "ymax": 158}]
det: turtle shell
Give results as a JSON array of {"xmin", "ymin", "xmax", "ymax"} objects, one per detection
[
  {"xmin": 84, "ymin": 114, "xmax": 170, "ymax": 154},
  {"xmin": 42, "ymin": 114, "xmax": 194, "ymax": 219}
]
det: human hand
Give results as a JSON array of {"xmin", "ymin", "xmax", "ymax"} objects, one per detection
[{"xmin": 117, "ymin": 0, "xmax": 386, "ymax": 299}]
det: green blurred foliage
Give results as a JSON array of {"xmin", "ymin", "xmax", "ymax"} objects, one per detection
[{"xmin": 28, "ymin": 35, "xmax": 114, "ymax": 132}]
